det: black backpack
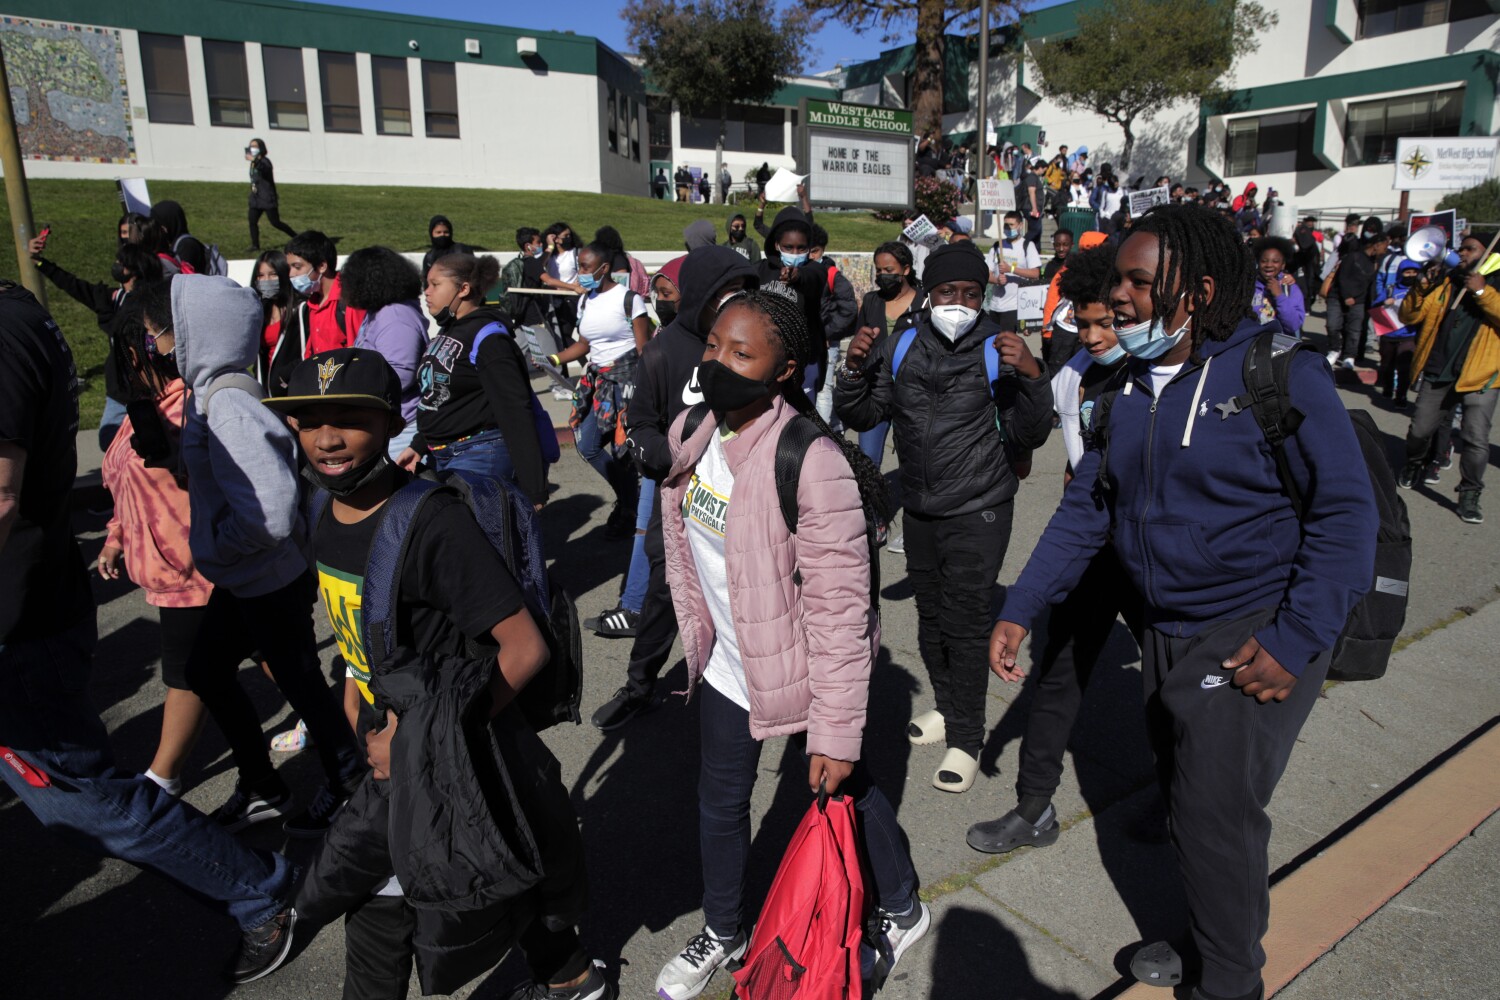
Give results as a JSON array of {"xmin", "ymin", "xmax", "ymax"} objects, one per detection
[
  {"xmin": 1089, "ymin": 331, "xmax": 1410, "ymax": 682},
  {"xmin": 679, "ymin": 404, "xmax": 881, "ymax": 609}
]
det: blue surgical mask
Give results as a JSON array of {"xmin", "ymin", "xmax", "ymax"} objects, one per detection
[
  {"xmin": 1004, "ymin": 228, "xmax": 1019, "ymax": 240},
  {"xmin": 290, "ymin": 272, "xmax": 316, "ymax": 295},
  {"xmin": 578, "ymin": 272, "xmax": 601, "ymax": 293},
  {"xmin": 780, "ymin": 250, "xmax": 808, "ymax": 268},
  {"xmin": 1091, "ymin": 342, "xmax": 1127, "ymax": 366},
  {"xmin": 1114, "ymin": 302, "xmax": 1191, "ymax": 360}
]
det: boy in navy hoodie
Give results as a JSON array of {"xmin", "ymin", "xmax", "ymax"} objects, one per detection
[{"xmin": 991, "ymin": 204, "xmax": 1376, "ymax": 1000}]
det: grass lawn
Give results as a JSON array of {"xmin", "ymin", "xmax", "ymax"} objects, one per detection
[{"xmin": 2, "ymin": 179, "xmax": 900, "ymax": 427}]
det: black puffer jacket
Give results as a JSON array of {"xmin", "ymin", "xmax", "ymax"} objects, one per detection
[
  {"xmin": 835, "ymin": 313, "xmax": 1053, "ymax": 517},
  {"xmin": 296, "ymin": 648, "xmax": 586, "ymax": 996}
]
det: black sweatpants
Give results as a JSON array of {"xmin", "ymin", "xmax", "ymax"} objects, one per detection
[
  {"xmin": 249, "ymin": 205, "xmax": 297, "ymax": 248},
  {"xmin": 903, "ymin": 502, "xmax": 1014, "ymax": 757},
  {"xmin": 1015, "ymin": 545, "xmax": 1143, "ymax": 802},
  {"xmin": 1141, "ymin": 607, "xmax": 1329, "ymax": 999},
  {"xmin": 624, "ymin": 495, "xmax": 679, "ymax": 696},
  {"xmin": 341, "ymin": 893, "xmax": 590, "ymax": 999}
]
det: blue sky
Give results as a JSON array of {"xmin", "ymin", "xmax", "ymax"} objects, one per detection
[{"xmin": 318, "ymin": 0, "xmax": 1070, "ymax": 75}]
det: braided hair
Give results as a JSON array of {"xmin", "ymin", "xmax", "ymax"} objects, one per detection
[
  {"xmin": 1128, "ymin": 203, "xmax": 1255, "ymax": 353},
  {"xmin": 726, "ymin": 286, "xmax": 892, "ymax": 526}
]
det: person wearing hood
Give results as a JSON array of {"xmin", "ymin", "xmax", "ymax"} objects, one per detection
[
  {"xmin": 397, "ymin": 253, "xmax": 550, "ymax": 507},
  {"xmin": 684, "ymin": 218, "xmax": 718, "ymax": 251},
  {"xmin": 420, "ymin": 215, "xmax": 470, "ymax": 284},
  {"xmin": 757, "ymin": 206, "xmax": 832, "ymax": 400},
  {"xmin": 341, "ymin": 247, "xmax": 429, "ymax": 460},
  {"xmin": 725, "ymin": 212, "xmax": 761, "ymax": 263},
  {"xmin": 591, "ymin": 246, "xmax": 758, "ymax": 731},
  {"xmin": 286, "ymin": 230, "xmax": 366, "ymax": 355},
  {"xmin": 1250, "ymin": 236, "xmax": 1305, "ymax": 335},
  {"xmin": 141, "ymin": 275, "xmax": 366, "ymax": 837},
  {"xmin": 1233, "ymin": 183, "xmax": 1261, "ymax": 236},
  {"xmin": 991, "ymin": 204, "xmax": 1375, "ymax": 1000},
  {"xmin": 835, "ymin": 242, "xmax": 1053, "ymax": 794},
  {"xmin": 1374, "ymin": 256, "xmax": 1421, "ymax": 408},
  {"xmin": 1066, "ymin": 145, "xmax": 1089, "ymax": 176},
  {"xmin": 150, "ymin": 200, "xmax": 209, "ymax": 275},
  {"xmin": 245, "ymin": 138, "xmax": 297, "ymax": 252},
  {"xmin": 755, "ymin": 161, "xmax": 771, "ymax": 195}
]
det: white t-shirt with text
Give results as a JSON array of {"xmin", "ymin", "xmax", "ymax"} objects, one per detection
[{"xmin": 684, "ymin": 430, "xmax": 749, "ymax": 709}]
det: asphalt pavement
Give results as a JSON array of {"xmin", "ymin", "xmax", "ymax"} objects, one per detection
[{"xmin": 2, "ymin": 312, "xmax": 1497, "ymax": 1000}]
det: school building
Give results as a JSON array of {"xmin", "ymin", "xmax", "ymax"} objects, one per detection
[
  {"xmin": 0, "ymin": 0, "xmax": 840, "ymax": 199},
  {"xmin": 839, "ymin": 0, "xmax": 1500, "ymax": 214}
]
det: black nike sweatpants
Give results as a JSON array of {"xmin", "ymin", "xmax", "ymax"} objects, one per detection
[{"xmin": 1140, "ymin": 607, "xmax": 1330, "ymax": 1000}]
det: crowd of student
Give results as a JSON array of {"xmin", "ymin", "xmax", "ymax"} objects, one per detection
[{"xmin": 2, "ymin": 173, "xmax": 1496, "ymax": 1000}]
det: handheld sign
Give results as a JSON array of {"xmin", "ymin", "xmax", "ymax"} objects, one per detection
[{"xmin": 1127, "ymin": 186, "xmax": 1171, "ymax": 217}]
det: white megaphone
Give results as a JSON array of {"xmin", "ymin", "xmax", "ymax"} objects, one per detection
[{"xmin": 1404, "ymin": 225, "xmax": 1448, "ymax": 264}]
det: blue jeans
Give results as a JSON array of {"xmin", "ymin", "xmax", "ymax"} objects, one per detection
[
  {"xmin": 620, "ymin": 478, "xmax": 656, "ymax": 613},
  {"xmin": 859, "ymin": 421, "xmax": 890, "ymax": 467},
  {"xmin": 697, "ymin": 683, "xmax": 917, "ymax": 938},
  {"xmin": 99, "ymin": 395, "xmax": 128, "ymax": 454},
  {"xmin": 0, "ymin": 618, "xmax": 296, "ymax": 930},
  {"xmin": 432, "ymin": 428, "xmax": 516, "ymax": 482},
  {"xmin": 573, "ymin": 409, "xmax": 637, "ymax": 507}
]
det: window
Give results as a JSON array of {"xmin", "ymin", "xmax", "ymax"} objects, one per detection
[
  {"xmin": 319, "ymin": 51, "xmax": 361, "ymax": 133},
  {"xmin": 606, "ymin": 85, "xmax": 618, "ymax": 155},
  {"xmin": 263, "ymin": 46, "xmax": 308, "ymax": 130},
  {"xmin": 139, "ymin": 33, "xmax": 193, "ymax": 124},
  {"xmin": 1357, "ymin": 0, "xmax": 1491, "ymax": 38},
  {"xmin": 680, "ymin": 104, "xmax": 785, "ymax": 154},
  {"xmin": 629, "ymin": 98, "xmax": 641, "ymax": 161},
  {"xmin": 202, "ymin": 40, "xmax": 251, "ymax": 127},
  {"xmin": 1344, "ymin": 88, "xmax": 1463, "ymax": 167},
  {"xmin": 371, "ymin": 56, "xmax": 411, "ymax": 135},
  {"xmin": 421, "ymin": 61, "xmax": 459, "ymax": 137},
  {"xmin": 1223, "ymin": 109, "xmax": 1321, "ymax": 176},
  {"xmin": 647, "ymin": 96, "xmax": 672, "ymax": 161}
]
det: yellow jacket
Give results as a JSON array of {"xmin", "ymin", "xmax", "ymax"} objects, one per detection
[{"xmin": 1400, "ymin": 254, "xmax": 1500, "ymax": 393}]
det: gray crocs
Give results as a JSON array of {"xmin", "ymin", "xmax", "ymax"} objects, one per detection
[
  {"xmin": 1130, "ymin": 940, "xmax": 1183, "ymax": 987},
  {"xmin": 965, "ymin": 806, "xmax": 1060, "ymax": 854}
]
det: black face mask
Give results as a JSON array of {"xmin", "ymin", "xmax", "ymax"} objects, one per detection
[
  {"xmin": 875, "ymin": 273, "xmax": 907, "ymax": 298},
  {"xmin": 111, "ymin": 262, "xmax": 129, "ymax": 284},
  {"xmin": 729, "ymin": 228, "xmax": 746, "ymax": 243},
  {"xmin": 432, "ymin": 288, "xmax": 462, "ymax": 327},
  {"xmin": 560, "ymin": 235, "xmax": 575, "ymax": 250},
  {"xmin": 301, "ymin": 451, "xmax": 392, "ymax": 498},
  {"xmin": 698, "ymin": 359, "xmax": 774, "ymax": 413},
  {"xmin": 655, "ymin": 301, "xmax": 678, "ymax": 327},
  {"xmin": 431, "ymin": 234, "xmax": 453, "ymax": 251}
]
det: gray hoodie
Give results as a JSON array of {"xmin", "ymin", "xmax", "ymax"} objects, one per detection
[{"xmin": 175, "ymin": 274, "xmax": 308, "ymax": 597}]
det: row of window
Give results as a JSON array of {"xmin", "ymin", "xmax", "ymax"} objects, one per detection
[
  {"xmin": 1356, "ymin": 0, "xmax": 1492, "ymax": 39},
  {"xmin": 138, "ymin": 34, "xmax": 461, "ymax": 138},
  {"xmin": 1222, "ymin": 86, "xmax": 1464, "ymax": 176},
  {"xmin": 605, "ymin": 84, "xmax": 641, "ymax": 162}
]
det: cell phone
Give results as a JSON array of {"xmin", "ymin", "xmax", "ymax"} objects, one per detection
[{"xmin": 37, "ymin": 223, "xmax": 50, "ymax": 239}]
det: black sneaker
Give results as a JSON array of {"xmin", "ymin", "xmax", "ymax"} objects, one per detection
[
  {"xmin": 584, "ymin": 606, "xmax": 641, "ymax": 638},
  {"xmin": 228, "ymin": 907, "xmax": 297, "ymax": 983},
  {"xmin": 1423, "ymin": 462, "xmax": 1442, "ymax": 485},
  {"xmin": 283, "ymin": 783, "xmax": 351, "ymax": 838},
  {"xmin": 1458, "ymin": 490, "xmax": 1483, "ymax": 525},
  {"xmin": 211, "ymin": 782, "xmax": 291, "ymax": 833},
  {"xmin": 590, "ymin": 685, "xmax": 652, "ymax": 731},
  {"xmin": 1396, "ymin": 461, "xmax": 1423, "ymax": 490},
  {"xmin": 506, "ymin": 960, "xmax": 616, "ymax": 1000}
]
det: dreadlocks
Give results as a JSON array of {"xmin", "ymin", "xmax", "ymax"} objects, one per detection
[
  {"xmin": 727, "ymin": 286, "xmax": 892, "ymax": 526},
  {"xmin": 1129, "ymin": 203, "xmax": 1255, "ymax": 351}
]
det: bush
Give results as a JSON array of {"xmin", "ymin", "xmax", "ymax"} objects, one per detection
[
  {"xmin": 875, "ymin": 176, "xmax": 962, "ymax": 223},
  {"xmin": 1436, "ymin": 178, "xmax": 1500, "ymax": 228}
]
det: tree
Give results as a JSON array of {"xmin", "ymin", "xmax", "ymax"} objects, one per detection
[
  {"xmin": 806, "ymin": 1, "xmax": 1026, "ymax": 139},
  {"xmin": 1030, "ymin": 0, "xmax": 1275, "ymax": 175},
  {"xmin": 625, "ymin": 0, "xmax": 810, "ymax": 204}
]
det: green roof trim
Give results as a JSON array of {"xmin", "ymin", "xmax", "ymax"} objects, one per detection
[
  {"xmin": 3, "ymin": 0, "xmax": 607, "ymax": 75},
  {"xmin": 1325, "ymin": 0, "xmax": 1354, "ymax": 45}
]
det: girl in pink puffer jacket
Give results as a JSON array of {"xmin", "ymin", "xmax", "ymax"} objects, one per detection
[{"xmin": 652, "ymin": 288, "xmax": 930, "ymax": 1000}]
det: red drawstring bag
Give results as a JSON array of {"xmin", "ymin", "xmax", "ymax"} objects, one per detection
[{"xmin": 733, "ymin": 791, "xmax": 865, "ymax": 1000}]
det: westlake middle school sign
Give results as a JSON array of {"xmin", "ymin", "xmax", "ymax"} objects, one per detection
[{"xmin": 799, "ymin": 99, "xmax": 914, "ymax": 212}]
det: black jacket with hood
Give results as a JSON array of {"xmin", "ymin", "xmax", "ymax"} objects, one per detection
[
  {"xmin": 757, "ymin": 206, "xmax": 831, "ymax": 364},
  {"xmin": 626, "ymin": 246, "xmax": 760, "ymax": 481},
  {"xmin": 725, "ymin": 212, "xmax": 762, "ymax": 264},
  {"xmin": 835, "ymin": 309, "xmax": 1053, "ymax": 517},
  {"xmin": 149, "ymin": 200, "xmax": 208, "ymax": 275}
]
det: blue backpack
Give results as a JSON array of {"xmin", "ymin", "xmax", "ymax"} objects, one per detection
[
  {"xmin": 472, "ymin": 321, "xmax": 562, "ymax": 465},
  {"xmin": 312, "ymin": 468, "xmax": 582, "ymax": 732}
]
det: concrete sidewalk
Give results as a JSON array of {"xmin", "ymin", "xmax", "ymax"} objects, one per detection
[{"xmin": 4, "ymin": 310, "xmax": 1498, "ymax": 1000}]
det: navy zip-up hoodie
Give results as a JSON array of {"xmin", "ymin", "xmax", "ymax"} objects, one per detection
[{"xmin": 1002, "ymin": 317, "xmax": 1376, "ymax": 676}]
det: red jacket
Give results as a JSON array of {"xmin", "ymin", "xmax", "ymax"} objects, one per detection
[{"xmin": 303, "ymin": 275, "xmax": 365, "ymax": 356}]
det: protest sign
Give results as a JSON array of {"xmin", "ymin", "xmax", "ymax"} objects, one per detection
[
  {"xmin": 978, "ymin": 179, "xmax": 1016, "ymax": 212},
  {"xmin": 1127, "ymin": 186, "xmax": 1170, "ymax": 217}
]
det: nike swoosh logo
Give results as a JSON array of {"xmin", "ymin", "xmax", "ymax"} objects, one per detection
[
  {"xmin": 682, "ymin": 367, "xmax": 703, "ymax": 405},
  {"xmin": 1200, "ymin": 675, "xmax": 1229, "ymax": 690}
]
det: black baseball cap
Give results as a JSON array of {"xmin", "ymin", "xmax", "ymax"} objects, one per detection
[{"xmin": 262, "ymin": 347, "xmax": 401, "ymax": 415}]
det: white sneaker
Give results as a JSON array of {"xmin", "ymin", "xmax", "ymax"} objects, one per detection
[
  {"xmin": 1340, "ymin": 357, "xmax": 1355, "ymax": 370},
  {"xmin": 862, "ymin": 898, "xmax": 933, "ymax": 987},
  {"xmin": 887, "ymin": 532, "xmax": 905, "ymax": 555},
  {"xmin": 655, "ymin": 927, "xmax": 747, "ymax": 1000},
  {"xmin": 1324, "ymin": 349, "xmax": 1340, "ymax": 365}
]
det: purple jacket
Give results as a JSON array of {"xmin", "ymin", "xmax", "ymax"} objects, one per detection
[
  {"xmin": 354, "ymin": 300, "xmax": 427, "ymax": 422},
  {"xmin": 1252, "ymin": 273, "xmax": 1305, "ymax": 334},
  {"xmin": 661, "ymin": 396, "xmax": 878, "ymax": 761}
]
